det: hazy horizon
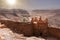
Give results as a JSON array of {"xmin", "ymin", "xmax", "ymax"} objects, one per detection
[{"xmin": 0, "ymin": 0, "xmax": 60, "ymax": 10}]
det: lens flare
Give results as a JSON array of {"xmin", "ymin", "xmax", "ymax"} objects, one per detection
[{"xmin": 6, "ymin": 0, "xmax": 16, "ymax": 5}]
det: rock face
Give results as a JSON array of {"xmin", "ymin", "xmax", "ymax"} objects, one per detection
[{"xmin": 0, "ymin": 8, "xmax": 30, "ymax": 22}]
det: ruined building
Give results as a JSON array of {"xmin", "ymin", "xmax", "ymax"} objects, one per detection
[
  {"xmin": 31, "ymin": 16, "xmax": 48, "ymax": 36},
  {"xmin": 0, "ymin": 17, "xmax": 60, "ymax": 38}
]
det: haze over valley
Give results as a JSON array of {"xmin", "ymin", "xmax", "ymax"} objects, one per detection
[{"xmin": 0, "ymin": 8, "xmax": 60, "ymax": 27}]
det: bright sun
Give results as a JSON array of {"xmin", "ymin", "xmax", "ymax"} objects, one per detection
[{"xmin": 6, "ymin": 0, "xmax": 16, "ymax": 5}]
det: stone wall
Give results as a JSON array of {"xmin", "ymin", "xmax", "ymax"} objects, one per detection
[
  {"xmin": 0, "ymin": 20, "xmax": 60, "ymax": 38},
  {"xmin": 48, "ymin": 27, "xmax": 60, "ymax": 38},
  {"xmin": 0, "ymin": 20, "xmax": 33, "ymax": 36},
  {"xmin": 0, "ymin": 20, "xmax": 48, "ymax": 37}
]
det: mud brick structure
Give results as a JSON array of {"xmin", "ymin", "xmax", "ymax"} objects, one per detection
[
  {"xmin": 31, "ymin": 17, "xmax": 48, "ymax": 36},
  {"xmin": 0, "ymin": 17, "xmax": 60, "ymax": 38},
  {"xmin": 0, "ymin": 20, "xmax": 33, "ymax": 36},
  {"xmin": 48, "ymin": 27, "xmax": 60, "ymax": 38}
]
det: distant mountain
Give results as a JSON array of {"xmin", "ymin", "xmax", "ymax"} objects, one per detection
[
  {"xmin": 0, "ymin": 8, "xmax": 30, "ymax": 22},
  {"xmin": 31, "ymin": 9, "xmax": 60, "ymax": 27}
]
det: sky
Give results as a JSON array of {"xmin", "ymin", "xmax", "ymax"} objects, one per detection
[{"xmin": 0, "ymin": 0, "xmax": 60, "ymax": 10}]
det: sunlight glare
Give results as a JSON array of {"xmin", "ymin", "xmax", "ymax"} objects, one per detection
[{"xmin": 6, "ymin": 0, "xmax": 16, "ymax": 5}]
